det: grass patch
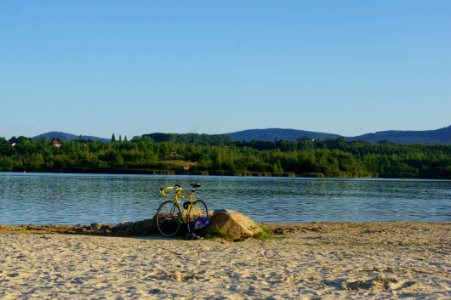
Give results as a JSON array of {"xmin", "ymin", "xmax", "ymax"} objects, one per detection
[
  {"xmin": 204, "ymin": 225, "xmax": 233, "ymax": 240},
  {"xmin": 203, "ymin": 225, "xmax": 279, "ymax": 241},
  {"xmin": 253, "ymin": 226, "xmax": 275, "ymax": 240}
]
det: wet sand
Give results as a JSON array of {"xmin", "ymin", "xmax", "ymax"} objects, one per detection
[{"xmin": 0, "ymin": 222, "xmax": 450, "ymax": 299}]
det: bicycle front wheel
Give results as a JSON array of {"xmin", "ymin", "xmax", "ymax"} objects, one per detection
[
  {"xmin": 156, "ymin": 201, "xmax": 182, "ymax": 237},
  {"xmin": 187, "ymin": 199, "xmax": 209, "ymax": 223}
]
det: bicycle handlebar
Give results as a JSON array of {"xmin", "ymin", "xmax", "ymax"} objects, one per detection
[
  {"xmin": 159, "ymin": 183, "xmax": 201, "ymax": 197},
  {"xmin": 160, "ymin": 184, "xmax": 181, "ymax": 197}
]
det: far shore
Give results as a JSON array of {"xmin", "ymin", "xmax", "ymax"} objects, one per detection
[
  {"xmin": 1, "ymin": 222, "xmax": 449, "ymax": 299},
  {"xmin": 2, "ymin": 169, "xmax": 450, "ymax": 180}
]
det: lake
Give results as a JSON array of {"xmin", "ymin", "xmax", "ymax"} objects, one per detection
[{"xmin": 0, "ymin": 172, "xmax": 450, "ymax": 225}]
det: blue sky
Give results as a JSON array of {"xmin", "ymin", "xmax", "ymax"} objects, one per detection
[{"xmin": 1, "ymin": 1, "xmax": 450, "ymax": 139}]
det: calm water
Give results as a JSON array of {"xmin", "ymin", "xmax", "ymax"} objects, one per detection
[{"xmin": 0, "ymin": 172, "xmax": 450, "ymax": 225}]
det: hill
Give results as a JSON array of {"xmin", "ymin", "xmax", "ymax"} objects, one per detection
[
  {"xmin": 228, "ymin": 128, "xmax": 341, "ymax": 142},
  {"xmin": 349, "ymin": 125, "xmax": 451, "ymax": 145},
  {"xmin": 33, "ymin": 132, "xmax": 110, "ymax": 143}
]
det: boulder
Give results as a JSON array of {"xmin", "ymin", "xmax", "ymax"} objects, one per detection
[{"xmin": 209, "ymin": 209, "xmax": 262, "ymax": 240}]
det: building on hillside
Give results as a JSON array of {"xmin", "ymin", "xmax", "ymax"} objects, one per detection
[{"xmin": 51, "ymin": 140, "xmax": 62, "ymax": 148}]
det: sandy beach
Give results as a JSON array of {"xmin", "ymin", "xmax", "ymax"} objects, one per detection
[{"xmin": 0, "ymin": 222, "xmax": 449, "ymax": 299}]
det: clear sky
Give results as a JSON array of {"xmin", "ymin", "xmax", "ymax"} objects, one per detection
[{"xmin": 1, "ymin": 1, "xmax": 450, "ymax": 139}]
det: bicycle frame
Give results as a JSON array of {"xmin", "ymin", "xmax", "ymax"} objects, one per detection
[{"xmin": 160, "ymin": 184, "xmax": 198, "ymax": 224}]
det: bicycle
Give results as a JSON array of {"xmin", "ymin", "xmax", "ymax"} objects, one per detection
[{"xmin": 156, "ymin": 183, "xmax": 209, "ymax": 237}]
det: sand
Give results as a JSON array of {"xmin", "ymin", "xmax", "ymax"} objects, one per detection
[{"xmin": 0, "ymin": 222, "xmax": 450, "ymax": 299}]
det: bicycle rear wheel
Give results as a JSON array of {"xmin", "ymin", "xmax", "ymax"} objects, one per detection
[
  {"xmin": 187, "ymin": 199, "xmax": 209, "ymax": 223},
  {"xmin": 156, "ymin": 201, "xmax": 182, "ymax": 237}
]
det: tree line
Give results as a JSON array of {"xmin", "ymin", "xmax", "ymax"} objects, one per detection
[{"xmin": 0, "ymin": 135, "xmax": 450, "ymax": 179}]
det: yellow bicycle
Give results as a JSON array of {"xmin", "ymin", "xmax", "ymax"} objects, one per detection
[{"xmin": 156, "ymin": 183, "xmax": 209, "ymax": 237}]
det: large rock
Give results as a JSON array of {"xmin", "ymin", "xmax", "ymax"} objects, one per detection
[{"xmin": 209, "ymin": 209, "xmax": 262, "ymax": 240}]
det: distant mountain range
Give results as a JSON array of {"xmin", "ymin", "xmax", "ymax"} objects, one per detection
[
  {"xmin": 229, "ymin": 126, "xmax": 451, "ymax": 145},
  {"xmin": 33, "ymin": 125, "xmax": 451, "ymax": 145}
]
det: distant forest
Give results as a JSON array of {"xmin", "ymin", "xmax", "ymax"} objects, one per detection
[{"xmin": 1, "ymin": 134, "xmax": 450, "ymax": 179}]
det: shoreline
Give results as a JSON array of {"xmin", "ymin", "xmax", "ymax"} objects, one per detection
[
  {"xmin": 1, "ymin": 221, "xmax": 450, "ymax": 237},
  {"xmin": 2, "ymin": 170, "xmax": 450, "ymax": 180},
  {"xmin": 0, "ymin": 219, "xmax": 451, "ymax": 230},
  {"xmin": 1, "ymin": 222, "xmax": 449, "ymax": 299}
]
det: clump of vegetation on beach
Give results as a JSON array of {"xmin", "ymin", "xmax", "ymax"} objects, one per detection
[
  {"xmin": 204, "ymin": 226, "xmax": 230, "ymax": 240},
  {"xmin": 253, "ymin": 226, "xmax": 275, "ymax": 240},
  {"xmin": 204, "ymin": 225, "xmax": 276, "ymax": 241}
]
